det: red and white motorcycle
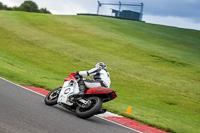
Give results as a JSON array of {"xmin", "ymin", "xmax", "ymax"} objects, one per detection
[{"xmin": 44, "ymin": 72, "xmax": 117, "ymax": 119}]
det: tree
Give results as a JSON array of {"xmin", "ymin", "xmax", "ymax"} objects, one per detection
[
  {"xmin": 12, "ymin": 6, "xmax": 19, "ymax": 11},
  {"xmin": 19, "ymin": 0, "xmax": 39, "ymax": 12},
  {"xmin": 0, "ymin": 2, "xmax": 9, "ymax": 10},
  {"xmin": 39, "ymin": 8, "xmax": 51, "ymax": 14},
  {"xmin": 0, "ymin": 2, "xmax": 4, "ymax": 9},
  {"xmin": 0, "ymin": 1, "xmax": 51, "ymax": 14}
]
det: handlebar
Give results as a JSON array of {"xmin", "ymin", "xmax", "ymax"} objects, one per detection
[{"xmin": 74, "ymin": 74, "xmax": 80, "ymax": 79}]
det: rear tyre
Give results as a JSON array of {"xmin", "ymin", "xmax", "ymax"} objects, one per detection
[
  {"xmin": 76, "ymin": 97, "xmax": 102, "ymax": 119},
  {"xmin": 44, "ymin": 87, "xmax": 61, "ymax": 106}
]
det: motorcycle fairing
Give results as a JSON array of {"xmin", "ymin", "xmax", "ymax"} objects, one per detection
[
  {"xmin": 57, "ymin": 79, "xmax": 79, "ymax": 105},
  {"xmin": 64, "ymin": 73, "xmax": 77, "ymax": 81},
  {"xmin": 85, "ymin": 87, "xmax": 113, "ymax": 94},
  {"xmin": 85, "ymin": 87, "xmax": 117, "ymax": 102}
]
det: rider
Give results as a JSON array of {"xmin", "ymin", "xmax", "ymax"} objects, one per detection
[{"xmin": 75, "ymin": 62, "xmax": 111, "ymax": 97}]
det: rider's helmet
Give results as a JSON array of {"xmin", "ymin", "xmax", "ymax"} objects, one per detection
[{"xmin": 95, "ymin": 62, "xmax": 107, "ymax": 70}]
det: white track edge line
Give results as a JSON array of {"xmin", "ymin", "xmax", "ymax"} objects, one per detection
[
  {"xmin": 0, "ymin": 77, "xmax": 143, "ymax": 133},
  {"xmin": 95, "ymin": 116, "xmax": 143, "ymax": 133},
  {"xmin": 0, "ymin": 77, "xmax": 46, "ymax": 97}
]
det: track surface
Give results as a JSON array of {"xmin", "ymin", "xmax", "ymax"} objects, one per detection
[{"xmin": 0, "ymin": 78, "xmax": 137, "ymax": 133}]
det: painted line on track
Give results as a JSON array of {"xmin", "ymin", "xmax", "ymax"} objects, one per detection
[
  {"xmin": 0, "ymin": 77, "xmax": 46, "ymax": 97},
  {"xmin": 0, "ymin": 77, "xmax": 168, "ymax": 133}
]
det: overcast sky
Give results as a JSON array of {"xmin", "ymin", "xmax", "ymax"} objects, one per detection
[{"xmin": 1, "ymin": 0, "xmax": 200, "ymax": 30}]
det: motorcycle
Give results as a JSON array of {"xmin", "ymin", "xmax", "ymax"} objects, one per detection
[{"xmin": 44, "ymin": 72, "xmax": 117, "ymax": 119}]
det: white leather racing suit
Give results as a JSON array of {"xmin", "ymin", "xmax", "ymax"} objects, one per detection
[{"xmin": 78, "ymin": 68, "xmax": 111, "ymax": 88}]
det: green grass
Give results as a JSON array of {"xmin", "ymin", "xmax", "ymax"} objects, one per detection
[{"xmin": 0, "ymin": 10, "xmax": 200, "ymax": 133}]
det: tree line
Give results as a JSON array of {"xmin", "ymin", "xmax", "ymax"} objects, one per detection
[{"xmin": 0, "ymin": 0, "xmax": 51, "ymax": 14}]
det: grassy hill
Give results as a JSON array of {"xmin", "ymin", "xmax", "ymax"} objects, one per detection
[{"xmin": 0, "ymin": 11, "xmax": 200, "ymax": 133}]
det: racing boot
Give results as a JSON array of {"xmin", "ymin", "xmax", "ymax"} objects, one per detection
[
  {"xmin": 77, "ymin": 79, "xmax": 86, "ymax": 97},
  {"xmin": 77, "ymin": 83, "xmax": 85, "ymax": 96},
  {"xmin": 69, "ymin": 79, "xmax": 85, "ymax": 101}
]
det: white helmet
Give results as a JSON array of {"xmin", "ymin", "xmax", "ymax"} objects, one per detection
[{"xmin": 95, "ymin": 62, "xmax": 107, "ymax": 70}]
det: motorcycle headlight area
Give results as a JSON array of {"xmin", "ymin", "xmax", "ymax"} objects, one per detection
[{"xmin": 64, "ymin": 88, "xmax": 71, "ymax": 94}]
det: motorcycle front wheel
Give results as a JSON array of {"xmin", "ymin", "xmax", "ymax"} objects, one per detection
[
  {"xmin": 44, "ymin": 87, "xmax": 61, "ymax": 106},
  {"xmin": 76, "ymin": 97, "xmax": 102, "ymax": 119}
]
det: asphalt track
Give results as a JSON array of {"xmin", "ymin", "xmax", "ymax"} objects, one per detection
[{"xmin": 0, "ymin": 78, "xmax": 138, "ymax": 133}]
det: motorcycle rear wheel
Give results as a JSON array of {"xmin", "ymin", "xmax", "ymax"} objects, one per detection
[
  {"xmin": 76, "ymin": 97, "xmax": 102, "ymax": 119},
  {"xmin": 44, "ymin": 87, "xmax": 61, "ymax": 106}
]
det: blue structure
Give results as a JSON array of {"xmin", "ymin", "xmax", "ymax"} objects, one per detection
[
  {"xmin": 97, "ymin": 1, "xmax": 144, "ymax": 21},
  {"xmin": 112, "ymin": 9, "xmax": 141, "ymax": 21}
]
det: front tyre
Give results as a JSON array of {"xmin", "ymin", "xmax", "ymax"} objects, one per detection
[
  {"xmin": 44, "ymin": 87, "xmax": 61, "ymax": 106},
  {"xmin": 76, "ymin": 97, "xmax": 102, "ymax": 119}
]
